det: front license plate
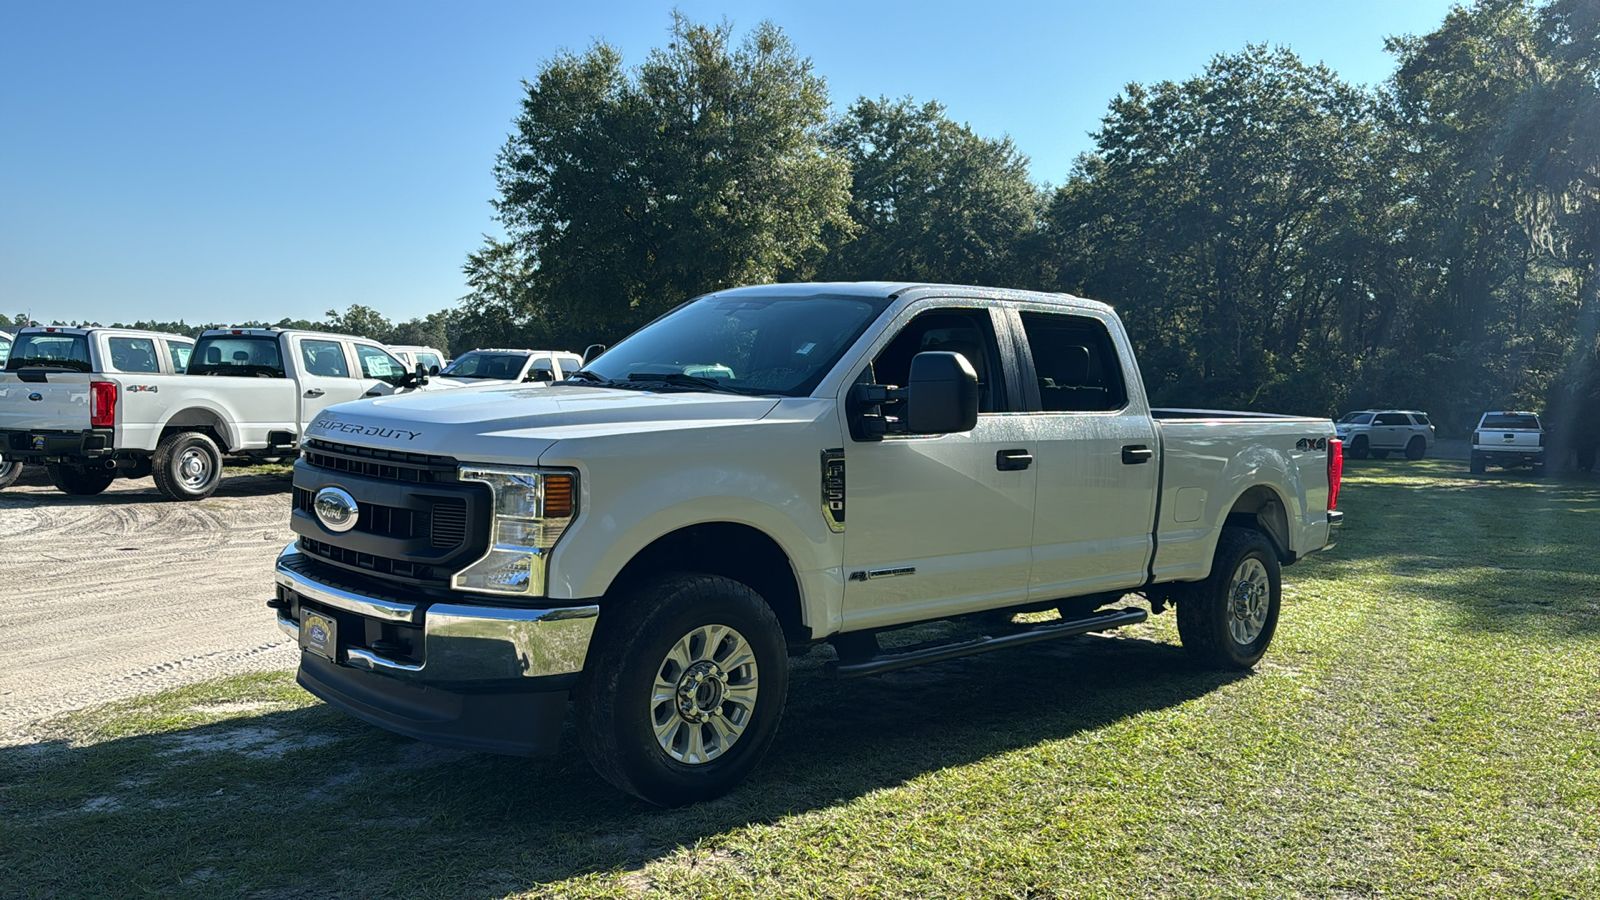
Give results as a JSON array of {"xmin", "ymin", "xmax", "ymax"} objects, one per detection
[{"xmin": 300, "ymin": 610, "xmax": 338, "ymax": 662}]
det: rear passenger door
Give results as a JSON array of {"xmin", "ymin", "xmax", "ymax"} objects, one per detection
[
  {"xmin": 1372, "ymin": 412, "xmax": 1410, "ymax": 448},
  {"xmin": 1014, "ymin": 306, "xmax": 1159, "ymax": 600}
]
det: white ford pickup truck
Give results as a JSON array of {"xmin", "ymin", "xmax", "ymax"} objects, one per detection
[
  {"xmin": 272, "ymin": 283, "xmax": 1343, "ymax": 805},
  {"xmin": 0, "ymin": 327, "xmax": 427, "ymax": 500}
]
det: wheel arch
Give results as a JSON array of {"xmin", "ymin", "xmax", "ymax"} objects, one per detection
[
  {"xmin": 1223, "ymin": 484, "xmax": 1292, "ymax": 563},
  {"xmin": 158, "ymin": 405, "xmax": 234, "ymax": 452},
  {"xmin": 605, "ymin": 522, "xmax": 809, "ymax": 645}
]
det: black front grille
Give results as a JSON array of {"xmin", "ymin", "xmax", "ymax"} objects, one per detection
[
  {"xmin": 302, "ymin": 439, "xmax": 458, "ymax": 484},
  {"xmin": 430, "ymin": 502, "xmax": 468, "ymax": 547},
  {"xmin": 299, "ymin": 537, "xmax": 450, "ymax": 584}
]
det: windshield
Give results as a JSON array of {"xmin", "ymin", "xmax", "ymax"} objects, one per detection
[
  {"xmin": 442, "ymin": 352, "xmax": 529, "ymax": 379},
  {"xmin": 579, "ymin": 293, "xmax": 890, "ymax": 396},
  {"xmin": 5, "ymin": 333, "xmax": 92, "ymax": 372},
  {"xmin": 1482, "ymin": 414, "xmax": 1540, "ymax": 430},
  {"xmin": 189, "ymin": 335, "xmax": 286, "ymax": 377},
  {"xmin": 0, "ymin": 335, "xmax": 10, "ymax": 366},
  {"xmin": 1337, "ymin": 412, "xmax": 1373, "ymax": 425}
]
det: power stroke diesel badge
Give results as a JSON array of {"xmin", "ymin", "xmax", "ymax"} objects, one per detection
[{"xmin": 313, "ymin": 486, "xmax": 360, "ymax": 533}]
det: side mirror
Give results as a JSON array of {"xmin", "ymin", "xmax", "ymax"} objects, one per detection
[
  {"xmin": 904, "ymin": 351, "xmax": 979, "ymax": 434},
  {"xmin": 428, "ymin": 364, "xmax": 440, "ymax": 376},
  {"xmin": 401, "ymin": 362, "xmax": 429, "ymax": 388},
  {"xmin": 582, "ymin": 343, "xmax": 607, "ymax": 366}
]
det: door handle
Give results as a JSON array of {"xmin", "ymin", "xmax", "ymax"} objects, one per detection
[
  {"xmin": 996, "ymin": 449, "xmax": 1033, "ymax": 471},
  {"xmin": 304, "ymin": 388, "xmax": 325, "ymax": 397},
  {"xmin": 1122, "ymin": 445, "xmax": 1154, "ymax": 464}
]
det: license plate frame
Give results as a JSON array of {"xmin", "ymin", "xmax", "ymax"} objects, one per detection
[{"xmin": 300, "ymin": 609, "xmax": 339, "ymax": 662}]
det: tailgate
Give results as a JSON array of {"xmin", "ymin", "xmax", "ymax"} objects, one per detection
[{"xmin": 0, "ymin": 373, "xmax": 91, "ymax": 431}]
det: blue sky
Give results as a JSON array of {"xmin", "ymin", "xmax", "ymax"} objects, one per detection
[{"xmin": 1, "ymin": 0, "xmax": 1460, "ymax": 329}]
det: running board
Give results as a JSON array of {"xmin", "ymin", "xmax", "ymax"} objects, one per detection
[{"xmin": 827, "ymin": 607, "xmax": 1149, "ymax": 679}]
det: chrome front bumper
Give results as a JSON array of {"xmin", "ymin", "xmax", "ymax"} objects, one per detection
[{"xmin": 273, "ymin": 543, "xmax": 597, "ymax": 685}]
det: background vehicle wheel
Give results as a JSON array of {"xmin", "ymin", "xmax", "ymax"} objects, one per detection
[
  {"xmin": 47, "ymin": 464, "xmax": 116, "ymax": 495},
  {"xmin": 125, "ymin": 458, "xmax": 154, "ymax": 480},
  {"xmin": 151, "ymin": 432, "xmax": 223, "ymax": 501},
  {"xmin": 575, "ymin": 573, "xmax": 789, "ymax": 806},
  {"xmin": 1405, "ymin": 437, "xmax": 1426, "ymax": 461},
  {"xmin": 1176, "ymin": 527, "xmax": 1282, "ymax": 670},
  {"xmin": 1370, "ymin": 449, "xmax": 1390, "ymax": 460},
  {"xmin": 1470, "ymin": 453, "xmax": 1486, "ymax": 475},
  {"xmin": 1348, "ymin": 436, "xmax": 1370, "ymax": 459},
  {"xmin": 0, "ymin": 456, "xmax": 21, "ymax": 489}
]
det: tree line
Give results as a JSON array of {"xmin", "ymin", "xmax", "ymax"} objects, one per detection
[{"xmin": 43, "ymin": 1, "xmax": 1597, "ymax": 449}]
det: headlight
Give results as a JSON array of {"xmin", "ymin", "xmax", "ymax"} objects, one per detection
[{"xmin": 451, "ymin": 466, "xmax": 577, "ymax": 596}]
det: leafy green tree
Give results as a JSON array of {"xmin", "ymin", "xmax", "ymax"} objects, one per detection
[
  {"xmin": 484, "ymin": 14, "xmax": 851, "ymax": 337},
  {"xmin": 322, "ymin": 304, "xmax": 393, "ymax": 342},
  {"xmin": 820, "ymin": 97, "xmax": 1043, "ymax": 286}
]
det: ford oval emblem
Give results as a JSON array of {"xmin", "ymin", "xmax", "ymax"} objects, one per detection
[
  {"xmin": 313, "ymin": 486, "xmax": 359, "ymax": 533},
  {"xmin": 28, "ymin": 393, "xmax": 42, "ymax": 402}
]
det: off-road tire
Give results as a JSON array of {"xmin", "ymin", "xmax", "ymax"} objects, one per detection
[
  {"xmin": 152, "ymin": 431, "xmax": 223, "ymax": 501},
  {"xmin": 575, "ymin": 573, "xmax": 789, "ymax": 806},
  {"xmin": 1348, "ymin": 436, "xmax": 1370, "ymax": 460},
  {"xmin": 1405, "ymin": 437, "xmax": 1426, "ymax": 461},
  {"xmin": 0, "ymin": 457, "xmax": 21, "ymax": 489},
  {"xmin": 47, "ymin": 464, "xmax": 116, "ymax": 495},
  {"xmin": 1176, "ymin": 527, "xmax": 1282, "ymax": 670},
  {"xmin": 1470, "ymin": 453, "xmax": 1486, "ymax": 475}
]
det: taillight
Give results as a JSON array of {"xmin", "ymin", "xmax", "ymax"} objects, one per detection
[
  {"xmin": 1539, "ymin": 433, "xmax": 1546, "ymax": 446},
  {"xmin": 90, "ymin": 381, "xmax": 117, "ymax": 428},
  {"xmin": 1474, "ymin": 431, "xmax": 1483, "ymax": 444},
  {"xmin": 1327, "ymin": 439, "xmax": 1343, "ymax": 510}
]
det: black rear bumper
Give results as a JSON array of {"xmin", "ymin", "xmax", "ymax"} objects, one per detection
[{"xmin": 1, "ymin": 428, "xmax": 115, "ymax": 462}]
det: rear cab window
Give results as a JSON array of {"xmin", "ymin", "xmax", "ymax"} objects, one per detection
[
  {"xmin": 190, "ymin": 335, "xmax": 286, "ymax": 377},
  {"xmin": 5, "ymin": 332, "xmax": 92, "ymax": 372},
  {"xmin": 1481, "ymin": 414, "xmax": 1541, "ymax": 430}
]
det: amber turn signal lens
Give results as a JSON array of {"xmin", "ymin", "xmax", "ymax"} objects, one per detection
[{"xmin": 542, "ymin": 474, "xmax": 574, "ymax": 518}]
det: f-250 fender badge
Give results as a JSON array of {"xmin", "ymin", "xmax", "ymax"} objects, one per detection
[{"xmin": 821, "ymin": 448, "xmax": 845, "ymax": 533}]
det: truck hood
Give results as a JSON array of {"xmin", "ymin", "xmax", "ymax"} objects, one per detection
[{"xmin": 305, "ymin": 385, "xmax": 783, "ymax": 464}]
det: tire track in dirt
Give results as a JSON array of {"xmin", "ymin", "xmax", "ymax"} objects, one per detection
[{"xmin": 0, "ymin": 470, "xmax": 303, "ymax": 740}]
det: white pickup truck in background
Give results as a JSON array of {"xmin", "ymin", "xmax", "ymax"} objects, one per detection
[
  {"xmin": 272, "ymin": 282, "xmax": 1343, "ymax": 805},
  {"xmin": 0, "ymin": 327, "xmax": 427, "ymax": 500},
  {"xmin": 1470, "ymin": 411, "xmax": 1545, "ymax": 475},
  {"xmin": 431, "ymin": 348, "xmax": 583, "ymax": 388}
]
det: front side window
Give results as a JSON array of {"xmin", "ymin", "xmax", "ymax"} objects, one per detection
[
  {"xmin": 1339, "ymin": 412, "xmax": 1374, "ymax": 425},
  {"xmin": 5, "ymin": 333, "xmax": 92, "ymax": 372},
  {"xmin": 300, "ymin": 340, "xmax": 351, "ymax": 378},
  {"xmin": 1019, "ymin": 311, "xmax": 1128, "ymax": 412},
  {"xmin": 355, "ymin": 343, "xmax": 404, "ymax": 380},
  {"xmin": 582, "ymin": 293, "xmax": 890, "ymax": 396},
  {"xmin": 190, "ymin": 335, "xmax": 285, "ymax": 377},
  {"xmin": 168, "ymin": 341, "xmax": 193, "ymax": 372},
  {"xmin": 108, "ymin": 337, "xmax": 161, "ymax": 373},
  {"xmin": 868, "ymin": 307, "xmax": 1007, "ymax": 413}
]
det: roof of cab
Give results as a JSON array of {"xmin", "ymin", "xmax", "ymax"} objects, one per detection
[
  {"xmin": 702, "ymin": 281, "xmax": 1113, "ymax": 313},
  {"xmin": 18, "ymin": 325, "xmax": 194, "ymax": 341}
]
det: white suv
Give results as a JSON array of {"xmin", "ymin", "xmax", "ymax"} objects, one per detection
[{"xmin": 1335, "ymin": 409, "xmax": 1435, "ymax": 460}]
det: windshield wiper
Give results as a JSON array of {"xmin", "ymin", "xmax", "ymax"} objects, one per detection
[
  {"xmin": 550, "ymin": 369, "xmax": 627, "ymax": 389},
  {"xmin": 623, "ymin": 371, "xmax": 764, "ymax": 395}
]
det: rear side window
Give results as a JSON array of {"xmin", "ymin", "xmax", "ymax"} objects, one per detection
[
  {"xmin": 108, "ymin": 337, "xmax": 161, "ymax": 373},
  {"xmin": 1019, "ymin": 312, "xmax": 1128, "ymax": 412},
  {"xmin": 168, "ymin": 341, "xmax": 193, "ymax": 372},
  {"xmin": 191, "ymin": 336, "xmax": 286, "ymax": 377},
  {"xmin": 301, "ymin": 340, "xmax": 351, "ymax": 378},
  {"xmin": 6, "ymin": 333, "xmax": 92, "ymax": 372},
  {"xmin": 1375, "ymin": 413, "xmax": 1410, "ymax": 426}
]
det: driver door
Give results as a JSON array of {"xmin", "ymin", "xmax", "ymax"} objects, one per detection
[
  {"xmin": 353, "ymin": 342, "xmax": 410, "ymax": 395},
  {"xmin": 841, "ymin": 303, "xmax": 1037, "ymax": 632}
]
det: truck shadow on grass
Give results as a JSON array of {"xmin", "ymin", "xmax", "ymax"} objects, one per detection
[
  {"xmin": 2, "ymin": 631, "xmax": 1238, "ymax": 898},
  {"xmin": 1313, "ymin": 459, "xmax": 1600, "ymax": 636}
]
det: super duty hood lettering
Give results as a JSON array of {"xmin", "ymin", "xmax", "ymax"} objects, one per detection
[{"xmin": 310, "ymin": 413, "xmax": 421, "ymax": 441}]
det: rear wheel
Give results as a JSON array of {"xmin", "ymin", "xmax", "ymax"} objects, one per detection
[
  {"xmin": 575, "ymin": 574, "xmax": 789, "ymax": 806},
  {"xmin": 0, "ymin": 456, "xmax": 21, "ymax": 489},
  {"xmin": 48, "ymin": 464, "xmax": 116, "ymax": 495},
  {"xmin": 1348, "ymin": 436, "xmax": 1370, "ymax": 459},
  {"xmin": 152, "ymin": 432, "xmax": 223, "ymax": 501},
  {"xmin": 1405, "ymin": 437, "xmax": 1426, "ymax": 461},
  {"xmin": 1176, "ymin": 527, "xmax": 1282, "ymax": 670}
]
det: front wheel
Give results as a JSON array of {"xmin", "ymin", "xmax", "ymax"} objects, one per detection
[
  {"xmin": 575, "ymin": 574, "xmax": 789, "ymax": 806},
  {"xmin": 1176, "ymin": 527, "xmax": 1282, "ymax": 670},
  {"xmin": 152, "ymin": 432, "xmax": 223, "ymax": 500},
  {"xmin": 47, "ymin": 464, "xmax": 116, "ymax": 495},
  {"xmin": 1348, "ymin": 436, "xmax": 1370, "ymax": 460}
]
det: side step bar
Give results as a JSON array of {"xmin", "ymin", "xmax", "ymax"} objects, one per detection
[{"xmin": 827, "ymin": 607, "xmax": 1149, "ymax": 679}]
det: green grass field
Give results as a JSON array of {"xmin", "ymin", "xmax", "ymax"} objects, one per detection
[{"xmin": 3, "ymin": 459, "xmax": 1597, "ymax": 899}]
